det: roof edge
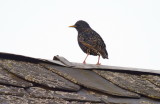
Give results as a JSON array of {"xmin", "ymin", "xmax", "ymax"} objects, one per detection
[
  {"xmin": 0, "ymin": 52, "xmax": 65, "ymax": 66},
  {"xmin": 0, "ymin": 52, "xmax": 159, "ymax": 75}
]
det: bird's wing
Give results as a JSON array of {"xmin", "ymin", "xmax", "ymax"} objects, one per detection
[
  {"xmin": 79, "ymin": 39, "xmax": 98, "ymax": 53},
  {"xmin": 78, "ymin": 29, "xmax": 106, "ymax": 53}
]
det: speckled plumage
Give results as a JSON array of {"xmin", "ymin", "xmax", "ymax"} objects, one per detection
[{"xmin": 69, "ymin": 20, "xmax": 108, "ymax": 64}]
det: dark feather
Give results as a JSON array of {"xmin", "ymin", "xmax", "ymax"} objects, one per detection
[{"xmin": 78, "ymin": 28, "xmax": 108, "ymax": 59}]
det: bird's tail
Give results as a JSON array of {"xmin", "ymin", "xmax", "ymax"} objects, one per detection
[{"xmin": 101, "ymin": 49, "xmax": 108, "ymax": 59}]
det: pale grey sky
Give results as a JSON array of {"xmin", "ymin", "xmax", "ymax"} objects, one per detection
[{"xmin": 0, "ymin": 0, "xmax": 160, "ymax": 70}]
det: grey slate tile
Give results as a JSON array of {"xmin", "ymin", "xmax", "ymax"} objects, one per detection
[
  {"xmin": 0, "ymin": 53, "xmax": 160, "ymax": 103},
  {"xmin": 43, "ymin": 64, "xmax": 140, "ymax": 98},
  {"xmin": 94, "ymin": 70, "xmax": 160, "ymax": 99},
  {"xmin": 53, "ymin": 55, "xmax": 74, "ymax": 67},
  {"xmin": 141, "ymin": 74, "xmax": 160, "ymax": 87},
  {"xmin": 53, "ymin": 55, "xmax": 160, "ymax": 75},
  {"xmin": 0, "ymin": 95, "xmax": 68, "ymax": 104},
  {"xmin": 101, "ymin": 96, "xmax": 160, "ymax": 104},
  {"xmin": 27, "ymin": 87, "xmax": 101, "ymax": 102},
  {"xmin": 83, "ymin": 89, "xmax": 160, "ymax": 104},
  {"xmin": 0, "ymin": 66, "xmax": 33, "ymax": 87},
  {"xmin": 0, "ymin": 59, "xmax": 80, "ymax": 91},
  {"xmin": 0, "ymin": 95, "xmax": 28, "ymax": 104},
  {"xmin": 0, "ymin": 52, "xmax": 65, "ymax": 67},
  {"xmin": 0, "ymin": 85, "xmax": 27, "ymax": 96},
  {"xmin": 40, "ymin": 59, "xmax": 66, "ymax": 66},
  {"xmin": 69, "ymin": 101, "xmax": 105, "ymax": 104}
]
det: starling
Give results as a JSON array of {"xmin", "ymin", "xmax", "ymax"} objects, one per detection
[{"xmin": 69, "ymin": 20, "xmax": 108, "ymax": 65}]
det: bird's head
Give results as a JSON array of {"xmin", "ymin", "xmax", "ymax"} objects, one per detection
[{"xmin": 69, "ymin": 20, "xmax": 91, "ymax": 32}]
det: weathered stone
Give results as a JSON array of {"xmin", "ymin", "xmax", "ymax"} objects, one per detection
[
  {"xmin": 0, "ymin": 85, "xmax": 27, "ymax": 96},
  {"xmin": 101, "ymin": 96, "xmax": 160, "ymax": 104},
  {"xmin": 141, "ymin": 74, "xmax": 160, "ymax": 87},
  {"xmin": 0, "ymin": 95, "xmax": 28, "ymax": 104},
  {"xmin": 0, "ymin": 95, "xmax": 68, "ymax": 104},
  {"xmin": 0, "ymin": 59, "xmax": 80, "ymax": 91},
  {"xmin": 0, "ymin": 66, "xmax": 33, "ymax": 87},
  {"xmin": 27, "ymin": 97, "xmax": 68, "ymax": 104},
  {"xmin": 84, "ymin": 89, "xmax": 160, "ymax": 104},
  {"xmin": 27, "ymin": 87, "xmax": 101, "ymax": 102},
  {"xmin": 94, "ymin": 70, "xmax": 160, "ymax": 99},
  {"xmin": 0, "ymin": 53, "xmax": 160, "ymax": 103},
  {"xmin": 82, "ymin": 89, "xmax": 109, "ymax": 101},
  {"xmin": 43, "ymin": 64, "xmax": 140, "ymax": 98},
  {"xmin": 69, "ymin": 101, "xmax": 105, "ymax": 104}
]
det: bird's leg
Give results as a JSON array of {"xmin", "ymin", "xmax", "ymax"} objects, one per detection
[
  {"xmin": 96, "ymin": 54, "xmax": 101, "ymax": 65},
  {"xmin": 83, "ymin": 53, "xmax": 89, "ymax": 64},
  {"xmin": 83, "ymin": 49, "xmax": 90, "ymax": 64}
]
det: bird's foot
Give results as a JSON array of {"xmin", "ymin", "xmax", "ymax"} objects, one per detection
[
  {"xmin": 83, "ymin": 61, "xmax": 86, "ymax": 64},
  {"xmin": 96, "ymin": 62, "xmax": 101, "ymax": 65}
]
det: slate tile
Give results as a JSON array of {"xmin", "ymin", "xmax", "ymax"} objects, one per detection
[
  {"xmin": 141, "ymin": 74, "xmax": 160, "ymax": 87},
  {"xmin": 0, "ymin": 95, "xmax": 67, "ymax": 104},
  {"xmin": 101, "ymin": 96, "xmax": 160, "ymax": 104},
  {"xmin": 53, "ymin": 55, "xmax": 74, "ymax": 67},
  {"xmin": 0, "ymin": 95, "xmax": 28, "ymax": 104},
  {"xmin": 41, "ymin": 59, "xmax": 66, "ymax": 66},
  {"xmin": 27, "ymin": 87, "xmax": 101, "ymax": 102},
  {"xmin": 27, "ymin": 97, "xmax": 68, "ymax": 104},
  {"xmin": 94, "ymin": 70, "xmax": 160, "ymax": 99},
  {"xmin": 0, "ymin": 66, "xmax": 33, "ymax": 87},
  {"xmin": 69, "ymin": 101, "xmax": 105, "ymax": 104},
  {"xmin": 53, "ymin": 55, "xmax": 160, "ymax": 75},
  {"xmin": 0, "ymin": 52, "xmax": 65, "ymax": 67},
  {"xmin": 84, "ymin": 89, "xmax": 160, "ymax": 104},
  {"xmin": 43, "ymin": 64, "xmax": 140, "ymax": 98},
  {"xmin": 0, "ymin": 85, "xmax": 27, "ymax": 96},
  {"xmin": 0, "ymin": 59, "xmax": 80, "ymax": 91}
]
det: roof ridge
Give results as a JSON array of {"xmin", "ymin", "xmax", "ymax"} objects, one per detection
[
  {"xmin": 54, "ymin": 55, "xmax": 160, "ymax": 75},
  {"xmin": 0, "ymin": 52, "xmax": 159, "ymax": 75}
]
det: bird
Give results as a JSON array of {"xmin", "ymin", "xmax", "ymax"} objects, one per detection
[{"xmin": 69, "ymin": 20, "xmax": 108, "ymax": 65}]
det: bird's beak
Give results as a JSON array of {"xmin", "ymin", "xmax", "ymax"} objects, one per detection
[{"xmin": 69, "ymin": 25, "xmax": 76, "ymax": 27}]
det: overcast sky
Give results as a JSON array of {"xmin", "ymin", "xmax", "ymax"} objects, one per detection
[{"xmin": 0, "ymin": 0, "xmax": 160, "ymax": 70}]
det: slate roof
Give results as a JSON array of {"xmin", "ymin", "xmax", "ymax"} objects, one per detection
[{"xmin": 0, "ymin": 52, "xmax": 160, "ymax": 104}]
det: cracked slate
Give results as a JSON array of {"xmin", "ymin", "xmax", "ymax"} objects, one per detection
[
  {"xmin": 43, "ymin": 64, "xmax": 140, "ymax": 98},
  {"xmin": 94, "ymin": 70, "xmax": 160, "ymax": 99},
  {"xmin": 27, "ymin": 87, "xmax": 101, "ymax": 102},
  {"xmin": 0, "ymin": 59, "xmax": 80, "ymax": 91},
  {"xmin": 0, "ymin": 66, "xmax": 33, "ymax": 87}
]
